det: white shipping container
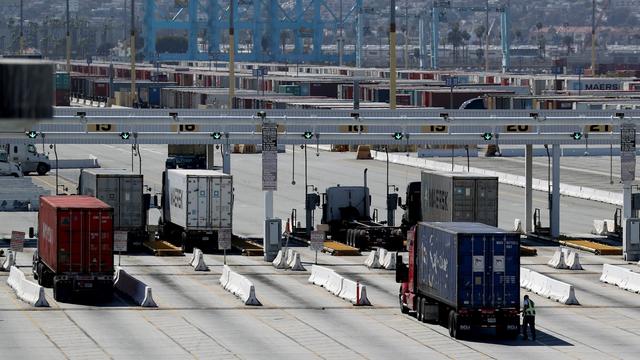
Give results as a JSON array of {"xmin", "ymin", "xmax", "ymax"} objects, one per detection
[{"xmin": 166, "ymin": 169, "xmax": 233, "ymax": 231}]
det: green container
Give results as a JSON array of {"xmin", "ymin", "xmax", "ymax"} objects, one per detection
[
  {"xmin": 55, "ymin": 72, "xmax": 71, "ymax": 90},
  {"xmin": 278, "ymin": 85, "xmax": 301, "ymax": 96}
]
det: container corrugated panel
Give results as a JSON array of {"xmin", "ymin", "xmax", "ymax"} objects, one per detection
[
  {"xmin": 79, "ymin": 169, "xmax": 144, "ymax": 231},
  {"xmin": 38, "ymin": 196, "xmax": 114, "ymax": 274},
  {"xmin": 421, "ymin": 171, "xmax": 498, "ymax": 227},
  {"xmin": 166, "ymin": 169, "xmax": 233, "ymax": 231},
  {"xmin": 416, "ymin": 222, "xmax": 520, "ymax": 309}
]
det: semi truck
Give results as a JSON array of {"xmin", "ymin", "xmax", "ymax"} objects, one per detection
[
  {"xmin": 320, "ymin": 185, "xmax": 404, "ymax": 250},
  {"xmin": 159, "ymin": 169, "xmax": 233, "ymax": 252},
  {"xmin": 2, "ymin": 143, "xmax": 50, "ymax": 175},
  {"xmin": 396, "ymin": 222, "xmax": 520, "ymax": 339},
  {"xmin": 0, "ymin": 150, "xmax": 22, "ymax": 177},
  {"xmin": 401, "ymin": 171, "xmax": 499, "ymax": 234},
  {"xmin": 78, "ymin": 169, "xmax": 149, "ymax": 249},
  {"xmin": 32, "ymin": 196, "xmax": 115, "ymax": 302},
  {"xmin": 166, "ymin": 144, "xmax": 206, "ymax": 169}
]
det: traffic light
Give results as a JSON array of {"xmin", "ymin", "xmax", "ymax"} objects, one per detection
[
  {"xmin": 303, "ymin": 131, "xmax": 313, "ymax": 140},
  {"xmin": 571, "ymin": 132, "xmax": 583, "ymax": 140},
  {"xmin": 120, "ymin": 132, "xmax": 131, "ymax": 140},
  {"xmin": 26, "ymin": 131, "xmax": 38, "ymax": 139},
  {"xmin": 393, "ymin": 132, "xmax": 404, "ymax": 140},
  {"xmin": 211, "ymin": 132, "xmax": 222, "ymax": 140},
  {"xmin": 482, "ymin": 132, "xmax": 493, "ymax": 141}
]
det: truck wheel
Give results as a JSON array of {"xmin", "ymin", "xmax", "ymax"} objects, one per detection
[
  {"xmin": 416, "ymin": 297, "xmax": 423, "ymax": 321},
  {"xmin": 399, "ymin": 288, "xmax": 409, "ymax": 314},
  {"xmin": 36, "ymin": 163, "xmax": 49, "ymax": 176},
  {"xmin": 181, "ymin": 232, "xmax": 193, "ymax": 253},
  {"xmin": 53, "ymin": 280, "xmax": 69, "ymax": 302},
  {"xmin": 448, "ymin": 311, "xmax": 459, "ymax": 339}
]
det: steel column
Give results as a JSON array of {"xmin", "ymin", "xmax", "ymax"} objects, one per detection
[
  {"xmin": 525, "ymin": 144, "xmax": 533, "ymax": 233},
  {"xmin": 551, "ymin": 144, "xmax": 561, "ymax": 238}
]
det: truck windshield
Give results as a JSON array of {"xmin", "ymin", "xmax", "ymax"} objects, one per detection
[
  {"xmin": 28, "ymin": 144, "xmax": 37, "ymax": 154},
  {"xmin": 0, "ymin": 152, "xmax": 7, "ymax": 162}
]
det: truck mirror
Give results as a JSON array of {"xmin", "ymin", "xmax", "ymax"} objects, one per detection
[
  {"xmin": 398, "ymin": 196, "xmax": 403, "ymax": 206},
  {"xmin": 143, "ymin": 193, "xmax": 151, "ymax": 210},
  {"xmin": 29, "ymin": 227, "xmax": 34, "ymax": 239},
  {"xmin": 153, "ymin": 195, "xmax": 160, "ymax": 209}
]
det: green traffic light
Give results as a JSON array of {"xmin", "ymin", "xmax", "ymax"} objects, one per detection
[
  {"xmin": 211, "ymin": 132, "xmax": 222, "ymax": 139},
  {"xmin": 26, "ymin": 131, "xmax": 38, "ymax": 139},
  {"xmin": 393, "ymin": 132, "xmax": 404, "ymax": 140},
  {"xmin": 120, "ymin": 132, "xmax": 131, "ymax": 140},
  {"xmin": 571, "ymin": 132, "xmax": 583, "ymax": 140},
  {"xmin": 482, "ymin": 132, "xmax": 493, "ymax": 141},
  {"xmin": 303, "ymin": 131, "xmax": 313, "ymax": 140}
]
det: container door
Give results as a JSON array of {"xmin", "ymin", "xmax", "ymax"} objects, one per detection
[
  {"xmin": 475, "ymin": 179, "xmax": 498, "ymax": 227},
  {"xmin": 96, "ymin": 176, "xmax": 120, "ymax": 227},
  {"xmin": 187, "ymin": 177, "xmax": 201, "ymax": 228},
  {"xmin": 491, "ymin": 234, "xmax": 507, "ymax": 308},
  {"xmin": 210, "ymin": 178, "xmax": 222, "ymax": 228},
  {"xmin": 56, "ymin": 209, "xmax": 73, "ymax": 273},
  {"xmin": 68, "ymin": 209, "xmax": 86, "ymax": 273},
  {"xmin": 452, "ymin": 180, "xmax": 475, "ymax": 222},
  {"xmin": 86, "ymin": 209, "xmax": 114, "ymax": 273},
  {"xmin": 459, "ymin": 234, "xmax": 491, "ymax": 308},
  {"xmin": 220, "ymin": 178, "xmax": 232, "ymax": 228},
  {"xmin": 119, "ymin": 177, "xmax": 143, "ymax": 229}
]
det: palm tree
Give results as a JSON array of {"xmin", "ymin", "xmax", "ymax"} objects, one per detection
[{"xmin": 447, "ymin": 23, "xmax": 464, "ymax": 63}]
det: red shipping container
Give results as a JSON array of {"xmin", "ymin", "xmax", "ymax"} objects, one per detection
[{"xmin": 38, "ymin": 196, "xmax": 114, "ymax": 275}]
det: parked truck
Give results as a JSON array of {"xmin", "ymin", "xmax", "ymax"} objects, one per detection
[
  {"xmin": 32, "ymin": 196, "xmax": 115, "ymax": 302},
  {"xmin": 320, "ymin": 185, "xmax": 404, "ymax": 250},
  {"xmin": 3, "ymin": 143, "xmax": 50, "ymax": 175},
  {"xmin": 159, "ymin": 169, "xmax": 233, "ymax": 252},
  {"xmin": 78, "ymin": 169, "xmax": 149, "ymax": 249},
  {"xmin": 396, "ymin": 222, "xmax": 520, "ymax": 339},
  {"xmin": 166, "ymin": 144, "xmax": 206, "ymax": 169}
]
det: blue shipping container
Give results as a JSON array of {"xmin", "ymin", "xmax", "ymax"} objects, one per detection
[
  {"xmin": 416, "ymin": 222, "xmax": 520, "ymax": 309},
  {"xmin": 149, "ymin": 87, "xmax": 161, "ymax": 106}
]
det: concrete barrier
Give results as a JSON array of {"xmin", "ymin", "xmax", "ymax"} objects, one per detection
[
  {"xmin": 514, "ymin": 219, "xmax": 523, "ymax": 233},
  {"xmin": 286, "ymin": 250, "xmax": 306, "ymax": 271},
  {"xmin": 520, "ymin": 267, "xmax": 579, "ymax": 305},
  {"xmin": 548, "ymin": 249, "xmax": 568, "ymax": 269},
  {"xmin": 6, "ymin": 266, "xmax": 49, "ymax": 307},
  {"xmin": 600, "ymin": 264, "xmax": 640, "ymax": 293},
  {"xmin": 364, "ymin": 250, "xmax": 380, "ymax": 269},
  {"xmin": 381, "ymin": 251, "xmax": 396, "ymax": 270},
  {"xmin": 309, "ymin": 265, "xmax": 372, "ymax": 306},
  {"xmin": 308, "ymin": 265, "xmax": 334, "ymax": 287},
  {"xmin": 272, "ymin": 249, "xmax": 288, "ymax": 269},
  {"xmin": 338, "ymin": 279, "xmax": 371, "ymax": 306},
  {"xmin": 220, "ymin": 265, "xmax": 261, "ymax": 305},
  {"xmin": 562, "ymin": 249, "xmax": 583, "ymax": 270},
  {"xmin": 1, "ymin": 251, "xmax": 15, "ymax": 271},
  {"xmin": 593, "ymin": 220, "xmax": 608, "ymax": 235},
  {"xmin": 190, "ymin": 248, "xmax": 209, "ymax": 271},
  {"xmin": 114, "ymin": 267, "xmax": 157, "ymax": 307},
  {"xmin": 273, "ymin": 249, "xmax": 306, "ymax": 271}
]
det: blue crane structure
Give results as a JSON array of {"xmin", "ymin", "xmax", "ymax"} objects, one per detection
[
  {"xmin": 429, "ymin": 0, "xmax": 510, "ymax": 72},
  {"xmin": 143, "ymin": 0, "xmax": 364, "ymax": 65}
]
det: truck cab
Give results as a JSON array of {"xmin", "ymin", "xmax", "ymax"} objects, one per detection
[
  {"xmin": 5, "ymin": 143, "xmax": 51, "ymax": 175},
  {"xmin": 0, "ymin": 150, "xmax": 23, "ymax": 177}
]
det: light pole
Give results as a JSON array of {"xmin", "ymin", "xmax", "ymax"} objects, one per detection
[
  {"xmin": 130, "ymin": 0, "xmax": 136, "ymax": 107},
  {"xmin": 19, "ymin": 0, "xmax": 24, "ymax": 55},
  {"xmin": 390, "ymin": 0, "xmax": 397, "ymax": 109},
  {"xmin": 228, "ymin": 0, "xmax": 235, "ymax": 109},
  {"xmin": 485, "ymin": 0, "xmax": 489, "ymax": 72},
  {"xmin": 66, "ymin": 0, "xmax": 71, "ymax": 72}
]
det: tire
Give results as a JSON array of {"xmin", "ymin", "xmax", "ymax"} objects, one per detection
[
  {"xmin": 416, "ymin": 297, "xmax": 423, "ymax": 322},
  {"xmin": 399, "ymin": 288, "xmax": 409, "ymax": 314},
  {"xmin": 448, "ymin": 310, "xmax": 458, "ymax": 339},
  {"xmin": 36, "ymin": 163, "xmax": 49, "ymax": 176},
  {"xmin": 420, "ymin": 298, "xmax": 428, "ymax": 323},
  {"xmin": 181, "ymin": 231, "xmax": 193, "ymax": 253}
]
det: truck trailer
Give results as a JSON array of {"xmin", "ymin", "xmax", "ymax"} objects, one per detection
[
  {"xmin": 396, "ymin": 222, "xmax": 520, "ymax": 339},
  {"xmin": 78, "ymin": 169, "xmax": 149, "ymax": 249},
  {"xmin": 32, "ymin": 196, "xmax": 115, "ymax": 302},
  {"xmin": 160, "ymin": 169, "xmax": 233, "ymax": 251}
]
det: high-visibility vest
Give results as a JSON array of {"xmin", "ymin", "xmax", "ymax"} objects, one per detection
[{"xmin": 524, "ymin": 300, "xmax": 536, "ymax": 316}]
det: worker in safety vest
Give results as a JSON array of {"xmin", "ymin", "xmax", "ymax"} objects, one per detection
[{"xmin": 522, "ymin": 294, "xmax": 536, "ymax": 340}]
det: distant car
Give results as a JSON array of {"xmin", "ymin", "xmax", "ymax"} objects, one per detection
[{"xmin": 0, "ymin": 150, "xmax": 23, "ymax": 177}]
